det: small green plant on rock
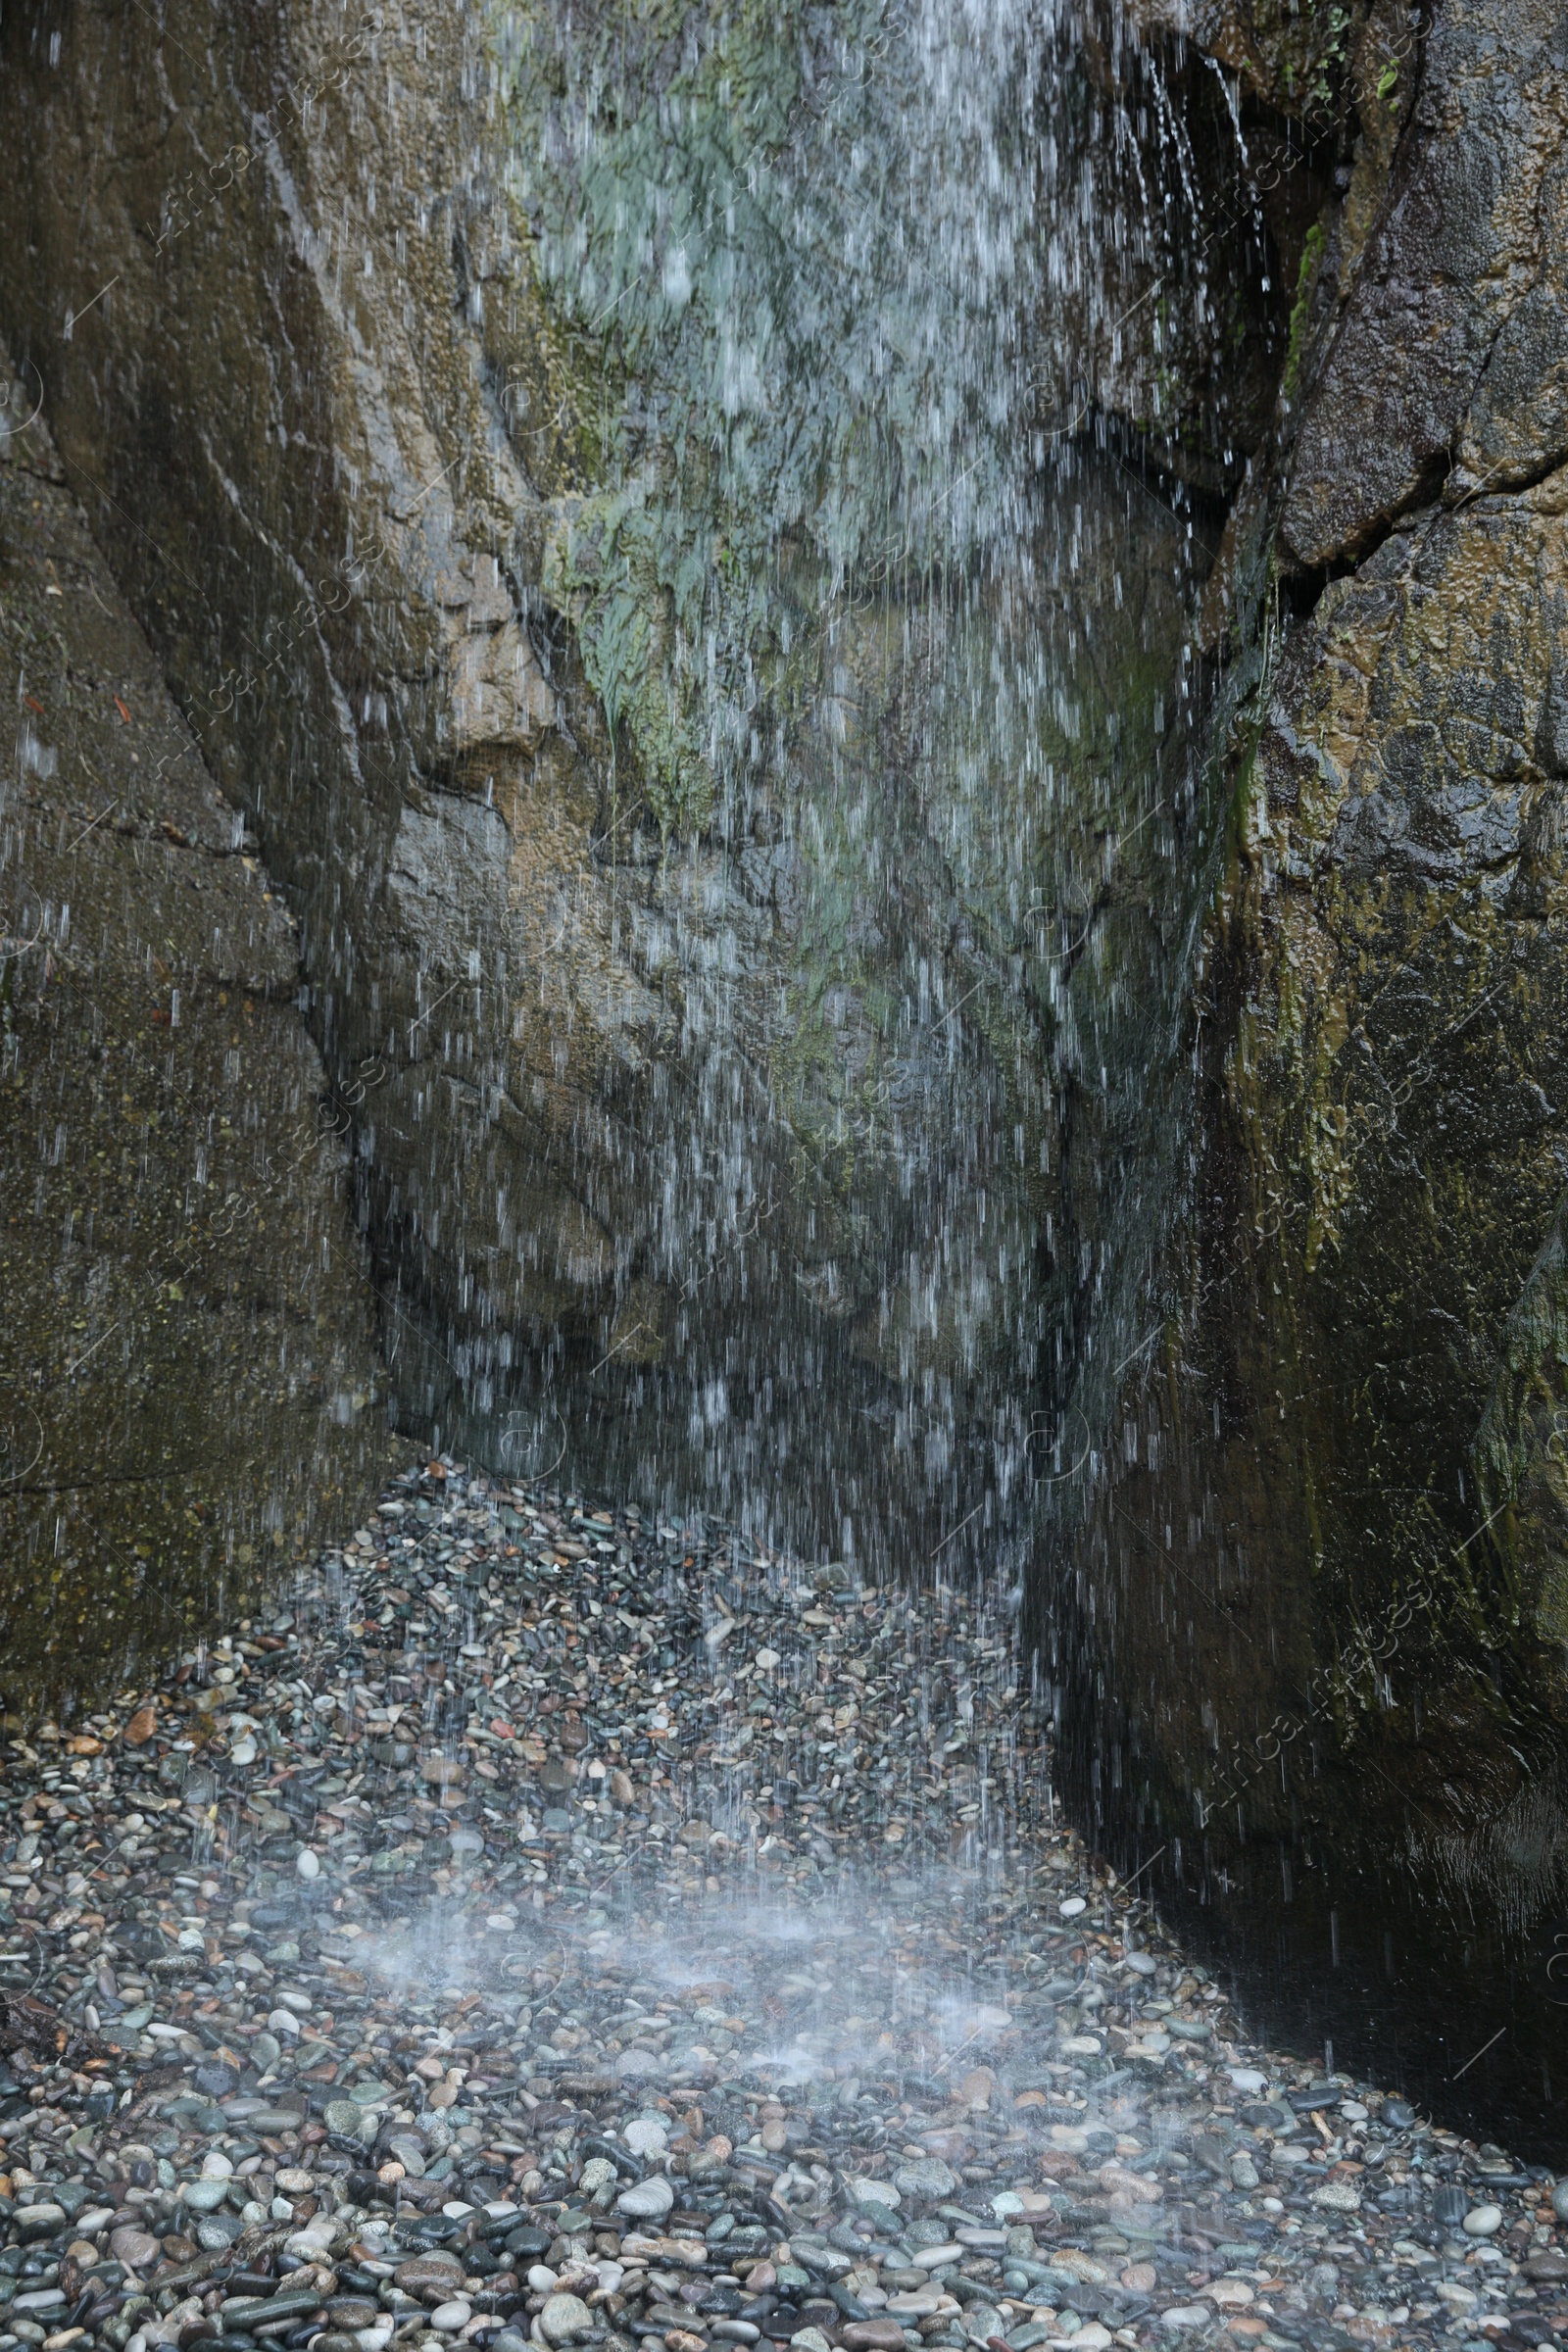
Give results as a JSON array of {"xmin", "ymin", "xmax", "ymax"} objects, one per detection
[{"xmin": 1282, "ymin": 220, "xmax": 1327, "ymax": 403}]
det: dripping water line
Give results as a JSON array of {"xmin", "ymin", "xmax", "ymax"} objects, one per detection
[
  {"xmin": 1111, "ymin": 1322, "xmax": 1161, "ymax": 1379},
  {"xmin": 586, "ymin": 1322, "xmax": 652, "ymax": 1378},
  {"xmin": 1117, "ymin": 1842, "xmax": 1166, "ymax": 1889},
  {"xmin": 64, "ymin": 275, "xmax": 120, "ymax": 339},
  {"xmin": 929, "ymin": 1500, "xmax": 985, "ymax": 1560},
  {"xmin": 408, "ymin": 972, "xmax": 463, "ymax": 1046},
  {"xmin": 65, "ymin": 796, "xmax": 121, "ymax": 854},
  {"xmin": 1452, "ymin": 2025, "xmax": 1507, "ymax": 2082},
  {"xmin": 127, "ymin": 0, "xmax": 200, "ymax": 71}
]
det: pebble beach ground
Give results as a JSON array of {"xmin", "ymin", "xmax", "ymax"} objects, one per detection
[{"xmin": 0, "ymin": 1457, "xmax": 1563, "ymax": 2352}]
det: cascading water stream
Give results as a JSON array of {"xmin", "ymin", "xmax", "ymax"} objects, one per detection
[{"xmin": 429, "ymin": 0, "xmax": 1255, "ymax": 1587}]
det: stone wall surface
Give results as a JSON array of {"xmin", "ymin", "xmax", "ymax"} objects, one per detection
[
  {"xmin": 1055, "ymin": 0, "xmax": 1568, "ymax": 2154},
  {"xmin": 0, "ymin": 360, "xmax": 392, "ymax": 1710},
  {"xmin": 16, "ymin": 0, "xmax": 1568, "ymax": 2149},
  {"xmin": 0, "ymin": 0, "xmax": 1240, "ymax": 1563}
]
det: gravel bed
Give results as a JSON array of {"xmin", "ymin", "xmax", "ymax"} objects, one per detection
[{"xmin": 0, "ymin": 1457, "xmax": 1562, "ymax": 2352}]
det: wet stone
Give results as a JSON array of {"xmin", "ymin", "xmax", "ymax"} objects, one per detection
[
  {"xmin": 539, "ymin": 2291, "xmax": 594, "ymax": 2342},
  {"xmin": 617, "ymin": 2177, "xmax": 676, "ymax": 2220},
  {"xmin": 0, "ymin": 1451, "xmax": 1554, "ymax": 2352},
  {"xmin": 894, "ymin": 2160, "xmax": 956, "ymax": 2200},
  {"xmin": 324, "ymin": 2099, "xmax": 376, "ymax": 2139},
  {"xmin": 15, "ymin": 2207, "xmax": 67, "ymax": 2241}
]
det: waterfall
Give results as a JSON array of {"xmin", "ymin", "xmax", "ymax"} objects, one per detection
[{"xmin": 442, "ymin": 0, "xmax": 1251, "ymax": 1577}]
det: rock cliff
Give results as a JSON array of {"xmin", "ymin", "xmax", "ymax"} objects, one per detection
[
  {"xmin": 12, "ymin": 0, "xmax": 1568, "ymax": 2144},
  {"xmin": 0, "ymin": 358, "xmax": 391, "ymax": 1709},
  {"xmin": 0, "ymin": 0, "xmax": 1241, "ymax": 1561},
  {"xmin": 1058, "ymin": 0, "xmax": 1568, "ymax": 2153}
]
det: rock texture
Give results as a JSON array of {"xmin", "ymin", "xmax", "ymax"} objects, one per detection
[
  {"xmin": 18, "ymin": 0, "xmax": 1568, "ymax": 2151},
  {"xmin": 1057, "ymin": 0, "xmax": 1568, "ymax": 2154},
  {"xmin": 0, "ymin": 0, "xmax": 1226, "ymax": 1563},
  {"xmin": 1282, "ymin": 0, "xmax": 1568, "ymax": 566},
  {"xmin": 0, "ymin": 358, "xmax": 391, "ymax": 1710}
]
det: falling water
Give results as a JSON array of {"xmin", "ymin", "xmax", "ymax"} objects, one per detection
[
  {"xmin": 386, "ymin": 0, "xmax": 1252, "ymax": 1593},
  {"xmin": 15, "ymin": 0, "xmax": 1560, "ymax": 2231}
]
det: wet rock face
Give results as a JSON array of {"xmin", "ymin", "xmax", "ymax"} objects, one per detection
[
  {"xmin": 0, "ymin": 0, "xmax": 1232, "ymax": 1563},
  {"xmin": 0, "ymin": 368, "xmax": 391, "ymax": 1710},
  {"xmin": 1055, "ymin": 0, "xmax": 1568, "ymax": 2156},
  {"xmin": 6, "ymin": 0, "xmax": 1568, "ymax": 2180},
  {"xmin": 1282, "ymin": 0, "xmax": 1568, "ymax": 569}
]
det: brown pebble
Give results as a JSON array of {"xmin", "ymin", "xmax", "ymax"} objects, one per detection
[
  {"xmin": 327, "ymin": 2302, "xmax": 382, "ymax": 2330},
  {"xmin": 394, "ymin": 2256, "xmax": 466, "ymax": 2292},
  {"xmin": 109, "ymin": 2228, "xmax": 161, "ymax": 2271},
  {"xmin": 842, "ymin": 2325, "xmax": 908, "ymax": 2352}
]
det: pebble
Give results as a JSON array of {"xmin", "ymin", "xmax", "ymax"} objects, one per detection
[
  {"xmin": 616, "ymin": 2176, "xmax": 675, "ymax": 2219},
  {"xmin": 895, "ymin": 2160, "xmax": 954, "ymax": 2200},
  {"xmin": 0, "ymin": 1451, "xmax": 1558, "ymax": 2352}
]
